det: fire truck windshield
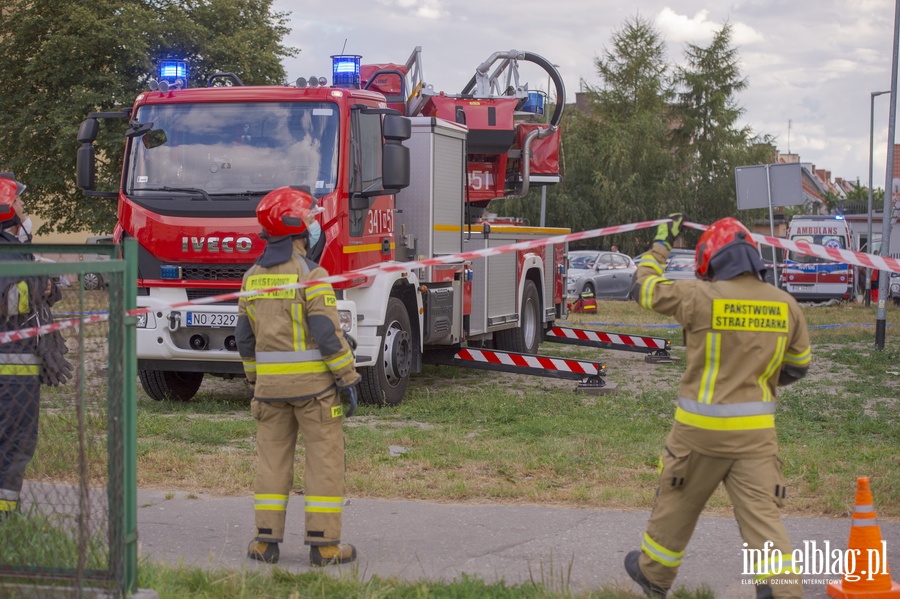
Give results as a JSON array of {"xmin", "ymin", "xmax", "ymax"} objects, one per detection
[{"xmin": 126, "ymin": 102, "xmax": 339, "ymax": 201}]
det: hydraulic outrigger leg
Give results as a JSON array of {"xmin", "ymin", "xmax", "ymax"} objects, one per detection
[
  {"xmin": 543, "ymin": 326, "xmax": 679, "ymax": 364},
  {"xmin": 423, "ymin": 347, "xmax": 617, "ymax": 395}
]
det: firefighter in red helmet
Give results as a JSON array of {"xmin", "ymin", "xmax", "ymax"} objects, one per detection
[
  {"xmin": 236, "ymin": 186, "xmax": 360, "ymax": 566},
  {"xmin": 625, "ymin": 215, "xmax": 811, "ymax": 599},
  {"xmin": 0, "ymin": 174, "xmax": 67, "ymax": 517}
]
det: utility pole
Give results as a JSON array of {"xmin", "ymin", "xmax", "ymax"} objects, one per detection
[
  {"xmin": 875, "ymin": 0, "xmax": 900, "ymax": 350},
  {"xmin": 867, "ymin": 90, "xmax": 891, "ymax": 308}
]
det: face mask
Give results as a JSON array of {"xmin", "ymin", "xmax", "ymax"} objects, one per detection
[{"xmin": 307, "ymin": 220, "xmax": 322, "ymax": 248}]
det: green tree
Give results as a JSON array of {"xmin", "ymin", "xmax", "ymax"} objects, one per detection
[
  {"xmin": 672, "ymin": 23, "xmax": 774, "ymax": 227},
  {"xmin": 0, "ymin": 0, "xmax": 296, "ymax": 234},
  {"xmin": 566, "ymin": 16, "xmax": 682, "ymax": 254}
]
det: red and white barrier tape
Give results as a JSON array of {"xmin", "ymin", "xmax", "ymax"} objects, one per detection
[
  {"xmin": 684, "ymin": 221, "xmax": 900, "ymax": 275},
  {"xmin": 3, "ymin": 217, "xmax": 898, "ymax": 345}
]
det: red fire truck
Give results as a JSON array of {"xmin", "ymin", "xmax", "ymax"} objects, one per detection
[{"xmin": 76, "ymin": 49, "xmax": 666, "ymax": 404}]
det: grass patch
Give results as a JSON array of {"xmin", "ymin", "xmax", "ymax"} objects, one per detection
[
  {"xmin": 136, "ymin": 560, "xmax": 716, "ymax": 599},
  {"xmin": 0, "ymin": 507, "xmax": 108, "ymax": 570}
]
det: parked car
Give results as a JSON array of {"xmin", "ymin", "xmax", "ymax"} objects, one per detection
[
  {"xmin": 81, "ymin": 235, "xmax": 114, "ymax": 290},
  {"xmin": 667, "ymin": 248, "xmax": 694, "ymax": 261},
  {"xmin": 664, "ymin": 254, "xmax": 697, "ymax": 280},
  {"xmin": 566, "ymin": 250, "xmax": 637, "ymax": 300},
  {"xmin": 34, "ymin": 255, "xmax": 72, "ymax": 288}
]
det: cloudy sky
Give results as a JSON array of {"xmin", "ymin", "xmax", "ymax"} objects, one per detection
[{"xmin": 273, "ymin": 0, "xmax": 898, "ymax": 188}]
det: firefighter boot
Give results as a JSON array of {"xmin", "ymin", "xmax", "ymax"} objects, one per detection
[
  {"xmin": 310, "ymin": 543, "xmax": 357, "ymax": 566},
  {"xmin": 0, "ymin": 499, "xmax": 18, "ymax": 521},
  {"xmin": 625, "ymin": 550, "xmax": 669, "ymax": 598},
  {"xmin": 756, "ymin": 584, "xmax": 774, "ymax": 599},
  {"xmin": 247, "ymin": 540, "xmax": 280, "ymax": 564}
]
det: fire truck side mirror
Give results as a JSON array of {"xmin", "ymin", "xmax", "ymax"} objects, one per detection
[
  {"xmin": 382, "ymin": 115, "xmax": 410, "ymax": 193},
  {"xmin": 75, "ymin": 110, "xmax": 129, "ymax": 197},
  {"xmin": 76, "ymin": 143, "xmax": 95, "ymax": 191},
  {"xmin": 76, "ymin": 118, "xmax": 99, "ymax": 191},
  {"xmin": 383, "ymin": 114, "xmax": 411, "ymax": 141},
  {"xmin": 77, "ymin": 118, "xmax": 99, "ymax": 144}
]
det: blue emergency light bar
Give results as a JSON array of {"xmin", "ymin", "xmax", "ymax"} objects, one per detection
[
  {"xmin": 331, "ymin": 55, "xmax": 362, "ymax": 89},
  {"xmin": 521, "ymin": 91, "xmax": 545, "ymax": 116},
  {"xmin": 158, "ymin": 60, "xmax": 189, "ymax": 88}
]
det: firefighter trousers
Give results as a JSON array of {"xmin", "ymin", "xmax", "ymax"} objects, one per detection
[
  {"xmin": 638, "ymin": 446, "xmax": 801, "ymax": 599},
  {"xmin": 0, "ymin": 372, "xmax": 40, "ymax": 513},
  {"xmin": 251, "ymin": 389, "xmax": 346, "ymax": 546}
]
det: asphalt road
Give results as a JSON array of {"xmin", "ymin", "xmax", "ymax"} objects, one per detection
[{"xmin": 135, "ymin": 488, "xmax": 900, "ymax": 598}]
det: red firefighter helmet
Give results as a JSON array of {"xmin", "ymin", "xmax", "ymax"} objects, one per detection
[
  {"xmin": 695, "ymin": 217, "xmax": 758, "ymax": 279},
  {"xmin": 0, "ymin": 177, "xmax": 20, "ymax": 223},
  {"xmin": 256, "ymin": 186, "xmax": 323, "ymax": 238}
]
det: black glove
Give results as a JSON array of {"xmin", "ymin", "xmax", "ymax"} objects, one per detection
[
  {"xmin": 341, "ymin": 385, "xmax": 358, "ymax": 418},
  {"xmin": 343, "ymin": 332, "xmax": 358, "ymax": 352},
  {"xmin": 37, "ymin": 330, "xmax": 74, "ymax": 386},
  {"xmin": 654, "ymin": 213, "xmax": 686, "ymax": 249},
  {"xmin": 34, "ymin": 303, "xmax": 74, "ymax": 387}
]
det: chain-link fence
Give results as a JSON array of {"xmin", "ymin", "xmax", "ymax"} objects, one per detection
[{"xmin": 0, "ymin": 241, "xmax": 137, "ymax": 597}]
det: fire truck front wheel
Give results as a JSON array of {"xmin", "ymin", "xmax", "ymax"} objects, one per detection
[
  {"xmin": 358, "ymin": 297, "xmax": 412, "ymax": 407},
  {"xmin": 139, "ymin": 370, "xmax": 204, "ymax": 402}
]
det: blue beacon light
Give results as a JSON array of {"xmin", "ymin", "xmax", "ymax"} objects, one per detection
[
  {"xmin": 158, "ymin": 60, "xmax": 189, "ymax": 88},
  {"xmin": 331, "ymin": 55, "xmax": 362, "ymax": 89}
]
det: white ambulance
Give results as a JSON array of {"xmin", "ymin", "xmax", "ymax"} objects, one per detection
[{"xmin": 781, "ymin": 215, "xmax": 854, "ymax": 302}]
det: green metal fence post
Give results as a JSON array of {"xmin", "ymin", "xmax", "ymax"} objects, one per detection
[{"xmin": 123, "ymin": 238, "xmax": 138, "ymax": 594}]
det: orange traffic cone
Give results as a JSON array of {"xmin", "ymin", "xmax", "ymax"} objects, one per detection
[{"xmin": 827, "ymin": 477, "xmax": 900, "ymax": 599}]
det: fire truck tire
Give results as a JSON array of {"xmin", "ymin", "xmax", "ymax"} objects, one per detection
[
  {"xmin": 358, "ymin": 297, "xmax": 412, "ymax": 407},
  {"xmin": 494, "ymin": 279, "xmax": 542, "ymax": 355},
  {"xmin": 139, "ymin": 369, "xmax": 204, "ymax": 402}
]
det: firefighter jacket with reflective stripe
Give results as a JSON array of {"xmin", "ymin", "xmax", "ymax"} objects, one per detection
[
  {"xmin": 0, "ymin": 232, "xmax": 47, "ymax": 362},
  {"xmin": 236, "ymin": 239, "xmax": 359, "ymax": 401},
  {"xmin": 634, "ymin": 243, "xmax": 811, "ymax": 457}
]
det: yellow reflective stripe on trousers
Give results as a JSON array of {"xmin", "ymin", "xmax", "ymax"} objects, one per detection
[
  {"xmin": 254, "ymin": 493, "xmax": 288, "ymax": 511},
  {"xmin": 757, "ymin": 337, "xmax": 786, "ymax": 402},
  {"xmin": 0, "ymin": 364, "xmax": 40, "ymax": 376},
  {"xmin": 675, "ymin": 397, "xmax": 776, "ymax": 431},
  {"xmin": 242, "ymin": 359, "xmax": 257, "ymax": 374},
  {"xmin": 753, "ymin": 556, "xmax": 796, "ymax": 581},
  {"xmin": 642, "ymin": 532, "xmax": 683, "ymax": 568},
  {"xmin": 783, "ymin": 345, "xmax": 811, "ymax": 366},
  {"xmin": 0, "ymin": 499, "xmax": 17, "ymax": 512},
  {"xmin": 305, "ymin": 495, "xmax": 343, "ymax": 514},
  {"xmin": 697, "ymin": 332, "xmax": 721, "ymax": 404},
  {"xmin": 325, "ymin": 350, "xmax": 354, "ymax": 371},
  {"xmin": 639, "ymin": 275, "xmax": 671, "ymax": 309}
]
